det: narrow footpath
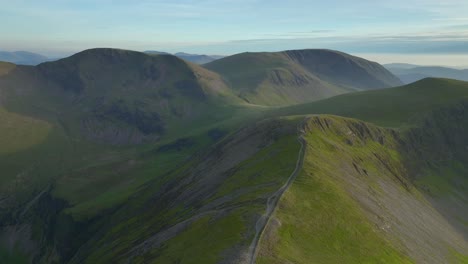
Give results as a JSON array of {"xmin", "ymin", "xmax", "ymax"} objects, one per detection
[{"xmin": 247, "ymin": 122, "xmax": 307, "ymax": 264}]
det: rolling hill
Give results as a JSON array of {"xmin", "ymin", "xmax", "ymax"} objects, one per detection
[
  {"xmin": 385, "ymin": 64, "xmax": 468, "ymax": 84},
  {"xmin": 0, "ymin": 47, "xmax": 466, "ymax": 264},
  {"xmin": 275, "ymin": 78, "xmax": 468, "ymax": 127},
  {"xmin": 205, "ymin": 49, "xmax": 402, "ymax": 106}
]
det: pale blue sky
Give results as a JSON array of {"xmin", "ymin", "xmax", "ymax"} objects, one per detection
[{"xmin": 1, "ymin": 0, "xmax": 468, "ymax": 65}]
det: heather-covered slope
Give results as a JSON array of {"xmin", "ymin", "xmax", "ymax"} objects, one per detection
[{"xmin": 205, "ymin": 49, "xmax": 402, "ymax": 106}]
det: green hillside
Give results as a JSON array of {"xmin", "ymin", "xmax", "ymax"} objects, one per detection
[
  {"xmin": 0, "ymin": 61, "xmax": 16, "ymax": 76},
  {"xmin": 0, "ymin": 48, "xmax": 258, "ymax": 214},
  {"xmin": 258, "ymin": 113, "xmax": 468, "ymax": 264},
  {"xmin": 205, "ymin": 49, "xmax": 402, "ymax": 106},
  {"xmin": 1, "ymin": 48, "xmax": 252, "ymax": 144},
  {"xmin": 276, "ymin": 78, "xmax": 468, "ymax": 127},
  {"xmin": 0, "ymin": 49, "xmax": 265, "ymax": 263},
  {"xmin": 0, "ymin": 48, "xmax": 467, "ymax": 264},
  {"xmin": 255, "ymin": 78, "xmax": 468, "ymax": 263},
  {"xmin": 0, "ymin": 107, "xmax": 51, "ymax": 156}
]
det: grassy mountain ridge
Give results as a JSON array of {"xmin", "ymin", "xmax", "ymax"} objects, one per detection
[
  {"xmin": 254, "ymin": 79, "xmax": 468, "ymax": 263},
  {"xmin": 275, "ymin": 78, "xmax": 468, "ymax": 127},
  {"xmin": 68, "ymin": 98, "xmax": 468, "ymax": 263},
  {"xmin": 205, "ymin": 49, "xmax": 402, "ymax": 106},
  {"xmin": 0, "ymin": 47, "xmax": 467, "ymax": 263},
  {"xmin": 69, "ymin": 118, "xmax": 302, "ymax": 263},
  {"xmin": 258, "ymin": 112, "xmax": 468, "ymax": 263}
]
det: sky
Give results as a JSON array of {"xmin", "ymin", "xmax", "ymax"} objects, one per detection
[{"xmin": 1, "ymin": 0, "xmax": 468, "ymax": 66}]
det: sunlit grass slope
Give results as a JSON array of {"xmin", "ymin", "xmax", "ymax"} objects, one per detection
[{"xmin": 276, "ymin": 78, "xmax": 468, "ymax": 127}]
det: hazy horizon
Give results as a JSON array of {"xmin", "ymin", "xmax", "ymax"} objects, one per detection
[
  {"xmin": 1, "ymin": 0, "xmax": 468, "ymax": 67},
  {"xmin": 2, "ymin": 47, "xmax": 468, "ymax": 68}
]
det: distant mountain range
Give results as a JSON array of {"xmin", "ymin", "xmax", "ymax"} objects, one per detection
[
  {"xmin": 0, "ymin": 49, "xmax": 401, "ymax": 140},
  {"xmin": 385, "ymin": 63, "xmax": 468, "ymax": 84},
  {"xmin": 0, "ymin": 50, "xmax": 225, "ymax": 66},
  {"xmin": 0, "ymin": 50, "xmax": 51, "ymax": 65},
  {"xmin": 384, "ymin": 63, "xmax": 422, "ymax": 69},
  {"xmin": 145, "ymin": 50, "xmax": 225, "ymax": 64}
]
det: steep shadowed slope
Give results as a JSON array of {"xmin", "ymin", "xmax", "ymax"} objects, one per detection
[
  {"xmin": 1, "ymin": 48, "xmax": 245, "ymax": 145},
  {"xmin": 0, "ymin": 48, "xmax": 259, "ymax": 263}
]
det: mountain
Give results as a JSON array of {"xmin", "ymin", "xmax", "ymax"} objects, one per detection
[
  {"xmin": 276, "ymin": 78, "xmax": 468, "ymax": 126},
  {"xmin": 0, "ymin": 50, "xmax": 50, "ymax": 65},
  {"xmin": 1, "ymin": 48, "xmax": 245, "ymax": 145},
  {"xmin": 145, "ymin": 51, "xmax": 224, "ymax": 64},
  {"xmin": 205, "ymin": 49, "xmax": 402, "ymax": 106},
  {"xmin": 258, "ymin": 111, "xmax": 468, "ymax": 263},
  {"xmin": 0, "ymin": 47, "xmax": 467, "ymax": 263},
  {"xmin": 0, "ymin": 48, "xmax": 260, "ymax": 263},
  {"xmin": 257, "ymin": 78, "xmax": 468, "ymax": 263},
  {"xmin": 144, "ymin": 50, "xmax": 170, "ymax": 55},
  {"xmin": 385, "ymin": 64, "xmax": 468, "ymax": 84},
  {"xmin": 67, "ymin": 78, "xmax": 468, "ymax": 263},
  {"xmin": 384, "ymin": 63, "xmax": 421, "ymax": 69},
  {"xmin": 174, "ymin": 52, "xmax": 224, "ymax": 64}
]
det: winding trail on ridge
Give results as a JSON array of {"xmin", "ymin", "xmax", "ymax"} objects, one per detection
[{"xmin": 247, "ymin": 121, "xmax": 307, "ymax": 264}]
